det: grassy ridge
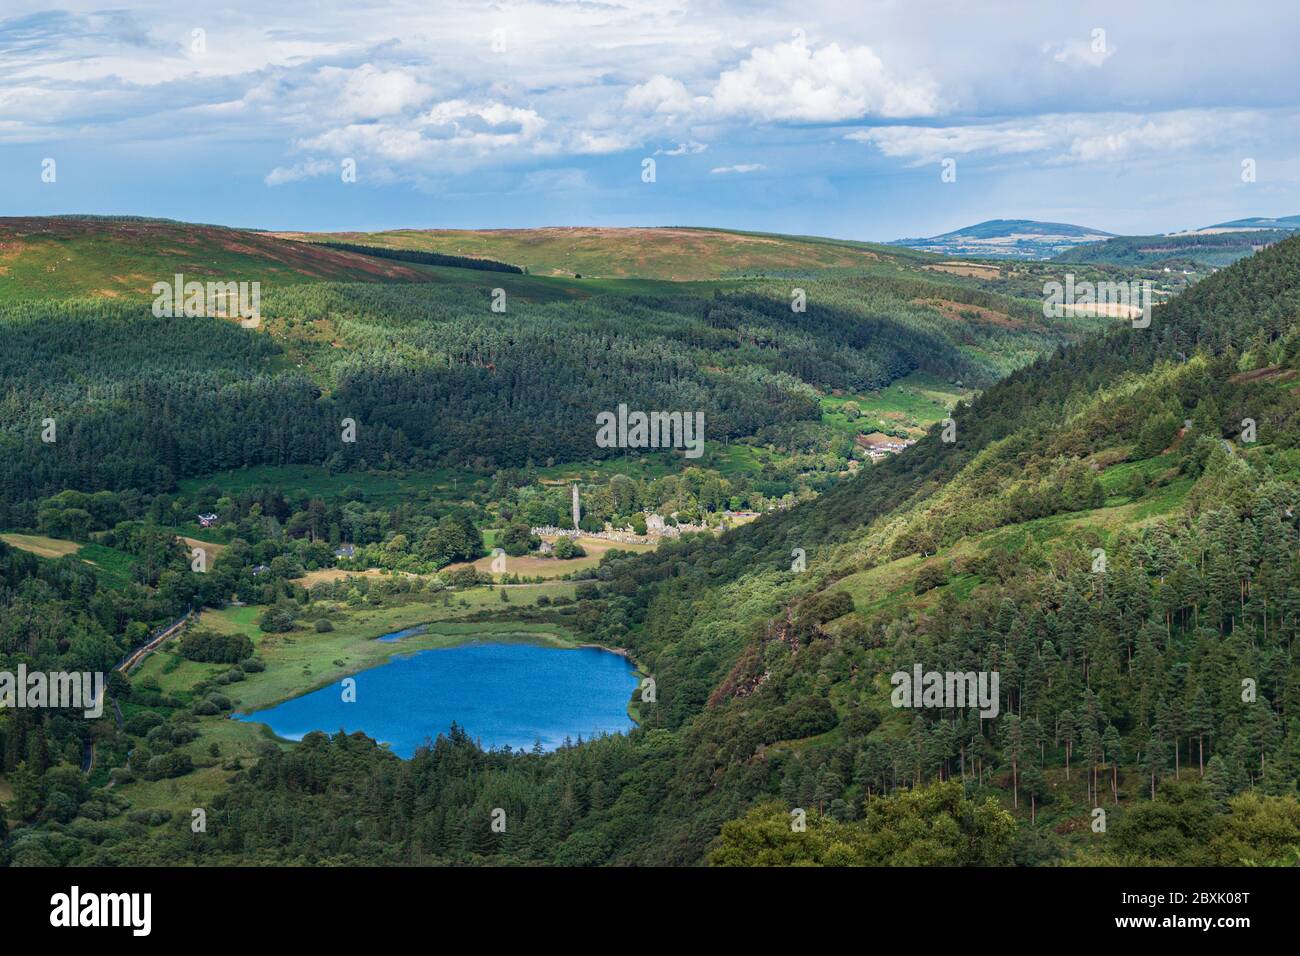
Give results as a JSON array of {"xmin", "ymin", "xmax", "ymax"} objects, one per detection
[
  {"xmin": 0, "ymin": 217, "xmax": 464, "ymax": 303},
  {"xmin": 274, "ymin": 225, "xmax": 921, "ymax": 280}
]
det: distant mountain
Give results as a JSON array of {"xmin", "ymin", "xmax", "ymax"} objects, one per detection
[
  {"xmin": 890, "ymin": 219, "xmax": 1115, "ymax": 260},
  {"xmin": 1050, "ymin": 214, "xmax": 1300, "ymax": 270},
  {"xmin": 1201, "ymin": 215, "xmax": 1300, "ymax": 232},
  {"xmin": 1054, "ymin": 229, "xmax": 1293, "ymax": 270}
]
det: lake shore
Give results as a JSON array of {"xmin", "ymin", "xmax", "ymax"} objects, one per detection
[{"xmin": 235, "ymin": 638, "xmax": 641, "ymax": 757}]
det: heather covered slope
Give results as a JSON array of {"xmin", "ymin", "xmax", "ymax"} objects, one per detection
[
  {"xmin": 0, "ymin": 216, "xmax": 436, "ymax": 303},
  {"xmin": 273, "ymin": 225, "xmax": 923, "ymax": 280}
]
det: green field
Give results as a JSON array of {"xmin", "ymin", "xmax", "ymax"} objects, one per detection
[
  {"xmin": 77, "ymin": 543, "xmax": 137, "ymax": 587},
  {"xmin": 821, "ymin": 371, "xmax": 975, "ymax": 439},
  {"xmin": 0, "ymin": 532, "xmax": 136, "ymax": 587}
]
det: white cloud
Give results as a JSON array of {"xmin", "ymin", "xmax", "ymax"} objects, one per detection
[
  {"xmin": 323, "ymin": 64, "xmax": 434, "ymax": 121},
  {"xmin": 264, "ymin": 157, "xmax": 337, "ymax": 186},
  {"xmin": 1042, "ymin": 36, "xmax": 1115, "ymax": 69},
  {"xmin": 622, "ymin": 39, "xmax": 939, "ymax": 127},
  {"xmin": 297, "ymin": 99, "xmax": 549, "ymax": 167},
  {"xmin": 422, "ymin": 100, "xmax": 546, "ymax": 143},
  {"xmin": 656, "ymin": 141, "xmax": 708, "ymax": 155},
  {"xmin": 624, "ymin": 74, "xmax": 697, "ymax": 116},
  {"xmin": 4, "ymin": 0, "xmax": 1296, "ymax": 216},
  {"xmin": 710, "ymin": 163, "xmax": 766, "ymax": 174},
  {"xmin": 708, "ymin": 39, "xmax": 940, "ymax": 122},
  {"xmin": 847, "ymin": 124, "xmax": 1053, "ymax": 164},
  {"xmin": 572, "ymin": 129, "xmax": 637, "ymax": 154},
  {"xmin": 521, "ymin": 167, "xmax": 588, "ymax": 191},
  {"xmin": 848, "ymin": 110, "xmax": 1262, "ymax": 166}
]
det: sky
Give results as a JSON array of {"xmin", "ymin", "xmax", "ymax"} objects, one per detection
[{"xmin": 1, "ymin": 0, "xmax": 1297, "ymax": 240}]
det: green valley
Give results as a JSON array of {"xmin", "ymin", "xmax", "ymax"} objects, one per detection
[{"xmin": 2, "ymin": 215, "xmax": 1298, "ymax": 872}]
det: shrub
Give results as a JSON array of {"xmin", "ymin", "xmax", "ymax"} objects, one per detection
[
  {"xmin": 448, "ymin": 566, "xmax": 481, "ymax": 588},
  {"xmin": 257, "ymin": 608, "xmax": 297, "ymax": 633},
  {"xmin": 552, "ymin": 537, "xmax": 585, "ymax": 560},
  {"xmin": 171, "ymin": 726, "xmax": 199, "ymax": 745},
  {"xmin": 128, "ymin": 809, "xmax": 172, "ymax": 826},
  {"xmin": 180, "ymin": 629, "xmax": 254, "ymax": 663},
  {"xmin": 124, "ymin": 711, "xmax": 164, "ymax": 737},
  {"xmin": 499, "ymin": 521, "xmax": 540, "ymax": 556},
  {"xmin": 142, "ymin": 752, "xmax": 193, "ymax": 781},
  {"xmin": 913, "ymin": 563, "xmax": 949, "ymax": 595}
]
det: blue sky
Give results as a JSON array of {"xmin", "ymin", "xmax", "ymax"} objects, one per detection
[{"xmin": 2, "ymin": 1, "xmax": 1297, "ymax": 240}]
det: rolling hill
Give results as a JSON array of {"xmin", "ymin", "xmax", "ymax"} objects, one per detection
[
  {"xmin": 891, "ymin": 219, "xmax": 1115, "ymax": 260},
  {"xmin": 0, "ymin": 215, "xmax": 1125, "ymax": 519},
  {"xmin": 1050, "ymin": 214, "xmax": 1300, "ymax": 270},
  {"xmin": 0, "ymin": 216, "xmax": 438, "ymax": 303},
  {"xmin": 1203, "ymin": 215, "xmax": 1300, "ymax": 232},
  {"xmin": 1053, "ymin": 229, "xmax": 1292, "ymax": 270},
  {"xmin": 272, "ymin": 225, "xmax": 923, "ymax": 280}
]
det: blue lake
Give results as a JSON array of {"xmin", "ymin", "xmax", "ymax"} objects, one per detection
[{"xmin": 235, "ymin": 636, "xmax": 639, "ymax": 757}]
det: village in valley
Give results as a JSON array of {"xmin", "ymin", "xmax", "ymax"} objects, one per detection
[
  {"xmin": 856, "ymin": 432, "xmax": 918, "ymax": 462},
  {"xmin": 528, "ymin": 483, "xmax": 760, "ymax": 549}
]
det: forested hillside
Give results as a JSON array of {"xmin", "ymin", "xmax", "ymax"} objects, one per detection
[
  {"xmin": 1054, "ymin": 230, "xmax": 1293, "ymax": 270},
  {"xmin": 152, "ymin": 235, "xmax": 1300, "ymax": 866},
  {"xmin": 0, "ymin": 262, "xmax": 1084, "ymax": 511},
  {"xmin": 3, "ymin": 221, "xmax": 1297, "ymax": 868}
]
